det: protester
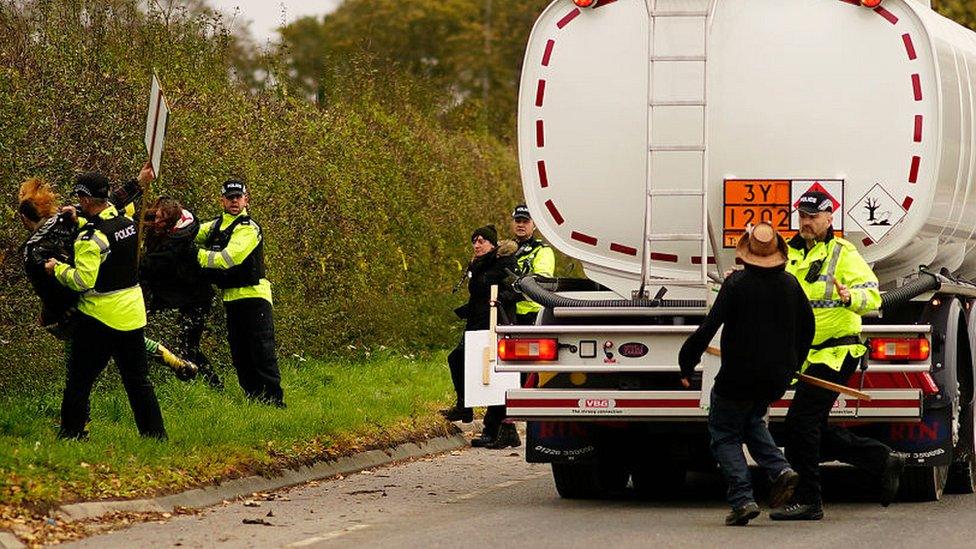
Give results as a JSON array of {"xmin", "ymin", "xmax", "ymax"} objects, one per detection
[
  {"xmin": 142, "ymin": 196, "xmax": 222, "ymax": 387},
  {"xmin": 17, "ymin": 177, "xmax": 197, "ymax": 377},
  {"xmin": 679, "ymin": 223, "xmax": 814, "ymax": 526},
  {"xmin": 197, "ymin": 180, "xmax": 283, "ymax": 406},
  {"xmin": 773, "ymin": 190, "xmax": 904, "ymax": 520},
  {"xmin": 441, "ymin": 225, "xmax": 518, "ymax": 446},
  {"xmin": 44, "ymin": 169, "xmax": 166, "ymax": 439}
]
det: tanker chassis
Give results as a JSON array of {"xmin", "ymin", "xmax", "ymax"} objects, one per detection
[{"xmin": 499, "ymin": 0, "xmax": 976, "ymax": 502}]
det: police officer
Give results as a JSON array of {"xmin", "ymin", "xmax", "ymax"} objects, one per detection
[
  {"xmin": 771, "ymin": 190, "xmax": 905, "ymax": 520},
  {"xmin": 45, "ymin": 170, "xmax": 166, "ymax": 440},
  {"xmin": 197, "ymin": 180, "xmax": 283, "ymax": 406},
  {"xmin": 511, "ymin": 204, "xmax": 555, "ymax": 325}
]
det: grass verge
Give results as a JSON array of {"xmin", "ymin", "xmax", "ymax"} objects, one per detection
[{"xmin": 0, "ymin": 350, "xmax": 455, "ymax": 515}]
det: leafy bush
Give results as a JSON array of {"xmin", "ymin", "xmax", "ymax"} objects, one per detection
[{"xmin": 0, "ymin": 0, "xmax": 521, "ymax": 395}]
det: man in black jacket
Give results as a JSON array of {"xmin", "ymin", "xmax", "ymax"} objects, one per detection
[{"xmin": 679, "ymin": 223, "xmax": 815, "ymax": 526}]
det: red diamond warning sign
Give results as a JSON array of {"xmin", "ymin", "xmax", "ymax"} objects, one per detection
[{"xmin": 790, "ymin": 180, "xmax": 845, "ymax": 231}]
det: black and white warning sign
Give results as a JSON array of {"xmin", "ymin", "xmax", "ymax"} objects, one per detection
[{"xmin": 848, "ymin": 183, "xmax": 906, "ymax": 242}]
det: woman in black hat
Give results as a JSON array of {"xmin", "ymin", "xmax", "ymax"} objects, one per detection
[{"xmin": 441, "ymin": 225, "xmax": 518, "ymax": 431}]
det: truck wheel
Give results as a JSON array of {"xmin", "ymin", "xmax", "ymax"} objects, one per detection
[
  {"xmin": 631, "ymin": 460, "xmax": 687, "ymax": 500},
  {"xmin": 947, "ymin": 398, "xmax": 976, "ymax": 494},
  {"xmin": 551, "ymin": 462, "xmax": 629, "ymax": 499},
  {"xmin": 899, "ymin": 464, "xmax": 949, "ymax": 501}
]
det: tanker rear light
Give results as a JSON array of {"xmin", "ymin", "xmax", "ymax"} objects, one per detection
[
  {"xmin": 868, "ymin": 337, "xmax": 930, "ymax": 362},
  {"xmin": 573, "ymin": 0, "xmax": 597, "ymax": 7},
  {"xmin": 498, "ymin": 338, "xmax": 558, "ymax": 361},
  {"xmin": 860, "ymin": 0, "xmax": 883, "ymax": 7}
]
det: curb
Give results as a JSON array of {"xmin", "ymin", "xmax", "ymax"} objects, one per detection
[
  {"xmin": 0, "ymin": 532, "xmax": 25, "ymax": 549},
  {"xmin": 56, "ymin": 433, "xmax": 468, "ymax": 523}
]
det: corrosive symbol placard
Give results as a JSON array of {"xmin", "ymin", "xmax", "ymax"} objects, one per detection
[
  {"xmin": 144, "ymin": 74, "xmax": 170, "ymax": 179},
  {"xmin": 848, "ymin": 183, "xmax": 906, "ymax": 243}
]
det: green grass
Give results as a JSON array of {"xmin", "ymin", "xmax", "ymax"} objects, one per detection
[{"xmin": 0, "ymin": 351, "xmax": 454, "ymax": 510}]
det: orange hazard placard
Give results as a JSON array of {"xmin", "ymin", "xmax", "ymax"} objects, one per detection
[{"xmin": 724, "ymin": 180, "xmax": 796, "ymax": 248}]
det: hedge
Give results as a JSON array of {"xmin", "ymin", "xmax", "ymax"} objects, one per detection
[{"xmin": 0, "ymin": 0, "xmax": 522, "ymax": 395}]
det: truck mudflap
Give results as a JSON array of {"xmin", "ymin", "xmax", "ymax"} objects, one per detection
[
  {"xmin": 848, "ymin": 407, "xmax": 955, "ymax": 467},
  {"xmin": 507, "ymin": 389, "xmax": 923, "ymax": 421}
]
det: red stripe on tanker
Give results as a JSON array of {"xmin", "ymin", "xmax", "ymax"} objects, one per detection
[
  {"xmin": 544, "ymin": 199, "xmax": 564, "ymax": 225},
  {"xmin": 571, "ymin": 231, "xmax": 598, "ymax": 246},
  {"xmin": 556, "ymin": 8, "xmax": 580, "ymax": 29},
  {"xmin": 541, "ymin": 40, "xmax": 554, "ymax": 66},
  {"xmin": 610, "ymin": 243, "xmax": 638, "ymax": 256},
  {"xmin": 537, "ymin": 160, "xmax": 549, "ymax": 188}
]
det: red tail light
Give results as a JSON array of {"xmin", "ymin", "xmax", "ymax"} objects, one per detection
[
  {"xmin": 574, "ymin": 0, "xmax": 597, "ymax": 7},
  {"xmin": 861, "ymin": 0, "xmax": 883, "ymax": 7},
  {"xmin": 869, "ymin": 337, "xmax": 930, "ymax": 361},
  {"xmin": 498, "ymin": 338, "xmax": 558, "ymax": 361}
]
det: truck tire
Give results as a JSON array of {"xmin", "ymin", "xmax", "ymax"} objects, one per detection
[
  {"xmin": 551, "ymin": 462, "xmax": 629, "ymax": 499},
  {"xmin": 899, "ymin": 464, "xmax": 949, "ymax": 501},
  {"xmin": 946, "ymin": 398, "xmax": 976, "ymax": 494}
]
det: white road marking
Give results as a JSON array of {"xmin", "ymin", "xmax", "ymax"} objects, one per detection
[{"xmin": 286, "ymin": 524, "xmax": 371, "ymax": 547}]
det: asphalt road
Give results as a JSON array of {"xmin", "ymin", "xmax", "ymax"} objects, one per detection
[{"xmin": 67, "ymin": 430, "xmax": 976, "ymax": 549}]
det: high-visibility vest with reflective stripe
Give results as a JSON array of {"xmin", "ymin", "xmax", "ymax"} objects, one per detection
[
  {"xmin": 515, "ymin": 238, "xmax": 555, "ymax": 316},
  {"xmin": 196, "ymin": 209, "xmax": 273, "ymax": 304},
  {"xmin": 786, "ymin": 233, "xmax": 881, "ymax": 372},
  {"xmin": 54, "ymin": 205, "xmax": 146, "ymax": 331}
]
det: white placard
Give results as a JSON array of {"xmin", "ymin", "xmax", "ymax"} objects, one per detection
[
  {"xmin": 463, "ymin": 330, "xmax": 519, "ymax": 407},
  {"xmin": 144, "ymin": 74, "xmax": 170, "ymax": 178},
  {"xmin": 847, "ymin": 183, "xmax": 907, "ymax": 243}
]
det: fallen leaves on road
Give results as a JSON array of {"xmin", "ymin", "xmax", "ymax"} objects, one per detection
[
  {"xmin": 242, "ymin": 518, "xmax": 273, "ymax": 526},
  {"xmin": 242, "ymin": 500, "xmax": 261, "ymax": 507}
]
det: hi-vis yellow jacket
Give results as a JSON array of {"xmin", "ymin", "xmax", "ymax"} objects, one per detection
[
  {"xmin": 515, "ymin": 238, "xmax": 555, "ymax": 316},
  {"xmin": 53, "ymin": 205, "xmax": 146, "ymax": 331},
  {"xmin": 786, "ymin": 231, "xmax": 881, "ymax": 372},
  {"xmin": 196, "ymin": 209, "xmax": 272, "ymax": 304}
]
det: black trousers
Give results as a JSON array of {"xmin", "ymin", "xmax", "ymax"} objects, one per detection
[
  {"xmin": 225, "ymin": 298, "xmax": 283, "ymax": 405},
  {"xmin": 785, "ymin": 354, "xmax": 892, "ymax": 504},
  {"xmin": 447, "ymin": 338, "xmax": 467, "ymax": 409},
  {"xmin": 176, "ymin": 302, "xmax": 211, "ymax": 367},
  {"xmin": 61, "ymin": 313, "xmax": 166, "ymax": 439}
]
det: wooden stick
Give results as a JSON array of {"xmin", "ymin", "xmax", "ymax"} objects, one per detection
[
  {"xmin": 484, "ymin": 285, "xmax": 498, "ymax": 385},
  {"xmin": 705, "ymin": 347, "xmax": 871, "ymax": 401},
  {"xmin": 798, "ymin": 373, "xmax": 872, "ymax": 401}
]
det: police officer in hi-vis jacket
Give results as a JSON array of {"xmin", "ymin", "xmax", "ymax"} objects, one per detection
[
  {"xmin": 196, "ymin": 180, "xmax": 283, "ymax": 407},
  {"xmin": 46, "ymin": 170, "xmax": 166, "ymax": 440}
]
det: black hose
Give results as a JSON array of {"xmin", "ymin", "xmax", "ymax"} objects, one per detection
[
  {"xmin": 516, "ymin": 276, "xmax": 706, "ymax": 309},
  {"xmin": 880, "ymin": 271, "xmax": 940, "ymax": 311}
]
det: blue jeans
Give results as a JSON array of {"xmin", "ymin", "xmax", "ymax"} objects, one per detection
[{"xmin": 708, "ymin": 389, "xmax": 792, "ymax": 509}]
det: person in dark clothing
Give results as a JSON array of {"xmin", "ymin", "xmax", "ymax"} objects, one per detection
[
  {"xmin": 679, "ymin": 223, "xmax": 815, "ymax": 526},
  {"xmin": 141, "ymin": 196, "xmax": 222, "ymax": 387},
  {"xmin": 441, "ymin": 225, "xmax": 517, "ymax": 440}
]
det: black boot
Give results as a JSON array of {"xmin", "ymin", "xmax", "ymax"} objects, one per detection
[
  {"xmin": 880, "ymin": 452, "xmax": 905, "ymax": 507},
  {"xmin": 485, "ymin": 423, "xmax": 521, "ymax": 449},
  {"xmin": 471, "ymin": 431, "xmax": 496, "ymax": 447},
  {"xmin": 769, "ymin": 502, "xmax": 824, "ymax": 521},
  {"xmin": 440, "ymin": 406, "xmax": 473, "ymax": 423}
]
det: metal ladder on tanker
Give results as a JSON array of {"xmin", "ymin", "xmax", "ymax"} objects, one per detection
[{"xmin": 639, "ymin": 0, "xmax": 717, "ymax": 299}]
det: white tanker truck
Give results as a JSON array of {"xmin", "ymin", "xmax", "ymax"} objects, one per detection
[{"xmin": 497, "ymin": 0, "xmax": 976, "ymax": 502}]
